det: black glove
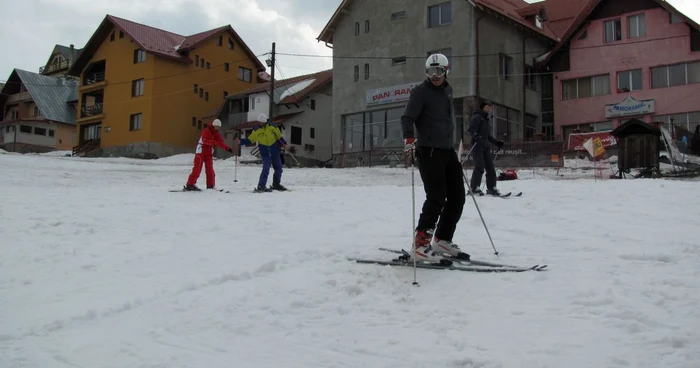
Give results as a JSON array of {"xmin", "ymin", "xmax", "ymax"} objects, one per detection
[
  {"xmin": 497, "ymin": 140, "xmax": 505, "ymax": 149},
  {"xmin": 227, "ymin": 147, "xmax": 233, "ymax": 153}
]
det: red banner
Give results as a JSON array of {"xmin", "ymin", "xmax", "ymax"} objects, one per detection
[{"xmin": 567, "ymin": 131, "xmax": 617, "ymax": 151}]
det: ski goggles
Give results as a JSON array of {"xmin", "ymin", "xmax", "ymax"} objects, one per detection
[{"xmin": 426, "ymin": 66, "xmax": 447, "ymax": 77}]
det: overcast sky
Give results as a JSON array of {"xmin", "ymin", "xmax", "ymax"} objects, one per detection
[{"xmin": 0, "ymin": 0, "xmax": 698, "ymax": 84}]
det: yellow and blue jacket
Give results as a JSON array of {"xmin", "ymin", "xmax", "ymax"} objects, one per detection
[{"xmin": 240, "ymin": 123, "xmax": 287, "ymax": 156}]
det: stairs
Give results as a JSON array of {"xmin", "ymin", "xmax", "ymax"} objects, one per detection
[{"xmin": 72, "ymin": 139, "xmax": 100, "ymax": 157}]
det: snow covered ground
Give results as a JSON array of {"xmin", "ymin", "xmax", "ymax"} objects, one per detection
[{"xmin": 1, "ymin": 153, "xmax": 699, "ymax": 368}]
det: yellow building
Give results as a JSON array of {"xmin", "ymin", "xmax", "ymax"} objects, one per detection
[{"xmin": 66, "ymin": 14, "xmax": 266, "ymax": 157}]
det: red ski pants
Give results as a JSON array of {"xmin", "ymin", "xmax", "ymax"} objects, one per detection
[{"xmin": 186, "ymin": 152, "xmax": 215, "ymax": 188}]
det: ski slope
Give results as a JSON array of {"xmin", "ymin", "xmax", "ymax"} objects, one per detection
[{"xmin": 1, "ymin": 152, "xmax": 699, "ymax": 368}]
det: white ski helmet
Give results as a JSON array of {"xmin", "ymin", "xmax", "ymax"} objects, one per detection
[
  {"xmin": 212, "ymin": 119, "xmax": 222, "ymax": 127},
  {"xmin": 425, "ymin": 53, "xmax": 450, "ymax": 77},
  {"xmin": 258, "ymin": 113, "xmax": 268, "ymax": 122}
]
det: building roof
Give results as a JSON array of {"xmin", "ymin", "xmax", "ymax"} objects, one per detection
[
  {"xmin": 538, "ymin": 0, "xmax": 700, "ymax": 66},
  {"xmin": 55, "ymin": 44, "xmax": 83, "ymax": 62},
  {"xmin": 227, "ymin": 69, "xmax": 333, "ymax": 105},
  {"xmin": 0, "ymin": 69, "xmax": 78, "ymax": 125},
  {"xmin": 66, "ymin": 14, "xmax": 265, "ymax": 76},
  {"xmin": 317, "ymin": 0, "xmax": 558, "ymax": 44}
]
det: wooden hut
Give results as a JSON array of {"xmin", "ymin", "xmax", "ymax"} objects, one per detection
[{"xmin": 610, "ymin": 119, "xmax": 661, "ymax": 178}]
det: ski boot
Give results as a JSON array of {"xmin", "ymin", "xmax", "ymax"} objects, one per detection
[
  {"xmin": 183, "ymin": 184, "xmax": 201, "ymax": 191},
  {"xmin": 271, "ymin": 181, "xmax": 288, "ymax": 191},
  {"xmin": 432, "ymin": 237, "xmax": 470, "ymax": 261},
  {"xmin": 254, "ymin": 185, "xmax": 272, "ymax": 193},
  {"xmin": 408, "ymin": 230, "xmax": 452, "ymax": 265},
  {"xmin": 486, "ymin": 188, "xmax": 501, "ymax": 196},
  {"xmin": 469, "ymin": 187, "xmax": 484, "ymax": 196}
]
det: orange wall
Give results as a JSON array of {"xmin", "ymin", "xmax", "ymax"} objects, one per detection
[
  {"xmin": 150, "ymin": 30, "xmax": 260, "ymax": 149},
  {"xmin": 55, "ymin": 123, "xmax": 75, "ymax": 150},
  {"xmin": 76, "ymin": 25, "xmax": 156, "ymax": 148}
]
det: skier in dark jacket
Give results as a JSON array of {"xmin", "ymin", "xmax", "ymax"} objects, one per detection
[
  {"xmin": 467, "ymin": 100, "xmax": 504, "ymax": 196},
  {"xmin": 401, "ymin": 53, "xmax": 469, "ymax": 264}
]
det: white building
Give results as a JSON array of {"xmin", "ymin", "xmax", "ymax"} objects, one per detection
[{"xmin": 212, "ymin": 69, "xmax": 333, "ymax": 165}]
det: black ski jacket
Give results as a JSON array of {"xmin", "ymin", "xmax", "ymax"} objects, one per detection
[
  {"xmin": 401, "ymin": 79, "xmax": 455, "ymax": 149},
  {"xmin": 468, "ymin": 110, "xmax": 499, "ymax": 150}
]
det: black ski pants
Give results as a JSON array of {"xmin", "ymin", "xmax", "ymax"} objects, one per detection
[
  {"xmin": 469, "ymin": 145, "xmax": 497, "ymax": 191},
  {"xmin": 415, "ymin": 146, "xmax": 466, "ymax": 242}
]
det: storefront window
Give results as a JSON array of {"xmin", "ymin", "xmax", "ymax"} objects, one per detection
[
  {"xmin": 654, "ymin": 111, "xmax": 700, "ymax": 133},
  {"xmin": 343, "ymin": 113, "xmax": 364, "ymax": 152},
  {"xmin": 492, "ymin": 104, "xmax": 521, "ymax": 142},
  {"xmin": 385, "ymin": 108, "xmax": 404, "ymax": 147},
  {"xmin": 370, "ymin": 110, "xmax": 385, "ymax": 148}
]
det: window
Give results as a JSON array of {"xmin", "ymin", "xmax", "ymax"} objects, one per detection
[
  {"xmin": 133, "ymin": 49, "xmax": 146, "ymax": 63},
  {"xmin": 651, "ymin": 61, "xmax": 700, "ymax": 88},
  {"xmin": 205, "ymin": 91, "xmax": 209, "ymax": 101},
  {"xmin": 129, "ymin": 113, "xmax": 142, "ymax": 131},
  {"xmin": 199, "ymin": 88, "xmax": 204, "ymax": 97},
  {"xmin": 34, "ymin": 127, "xmax": 47, "ymax": 136},
  {"xmin": 391, "ymin": 57, "xmax": 407, "ymax": 65},
  {"xmin": 427, "ymin": 48, "xmax": 452, "ymax": 62},
  {"xmin": 493, "ymin": 104, "xmax": 521, "ymax": 142},
  {"xmin": 200, "ymin": 58, "xmax": 205, "ymax": 68},
  {"xmin": 428, "ymin": 2, "xmax": 451, "ymax": 28},
  {"xmin": 290, "ymin": 126, "xmax": 302, "ymax": 145},
  {"xmin": 353, "ymin": 65, "xmax": 359, "ymax": 81},
  {"xmin": 224, "ymin": 63, "xmax": 229, "ymax": 72},
  {"xmin": 670, "ymin": 12, "xmax": 683, "ymax": 24},
  {"xmin": 132, "ymin": 79, "xmax": 144, "ymax": 97},
  {"xmin": 198, "ymin": 120, "xmax": 202, "ymax": 129},
  {"xmin": 110, "ymin": 32, "xmax": 115, "ymax": 41},
  {"xmin": 355, "ymin": 22, "xmax": 360, "ymax": 35},
  {"xmin": 310, "ymin": 127, "xmax": 315, "ymax": 139},
  {"xmin": 617, "ymin": 69, "xmax": 642, "ymax": 92},
  {"xmin": 250, "ymin": 96, "xmax": 255, "ymax": 110},
  {"xmin": 310, "ymin": 99, "xmax": 315, "ymax": 110},
  {"xmin": 12, "ymin": 111, "xmax": 19, "ymax": 119},
  {"xmin": 604, "ymin": 18, "xmax": 622, "ymax": 43},
  {"xmin": 535, "ymin": 16, "xmax": 543, "ymax": 29},
  {"xmin": 49, "ymin": 130, "xmax": 55, "ymax": 137},
  {"xmin": 562, "ymin": 74, "xmax": 611, "ymax": 100},
  {"xmin": 391, "ymin": 11, "xmax": 406, "ymax": 20},
  {"xmin": 20, "ymin": 125, "xmax": 32, "ymax": 133},
  {"xmin": 217, "ymin": 36, "xmax": 223, "ymax": 46},
  {"xmin": 223, "ymin": 91, "xmax": 228, "ymax": 98},
  {"xmin": 365, "ymin": 20, "xmax": 370, "ymax": 33},
  {"xmin": 228, "ymin": 38, "xmax": 234, "ymax": 49},
  {"xmin": 206, "ymin": 62, "xmax": 210, "ymax": 69},
  {"xmin": 238, "ymin": 67, "xmax": 252, "ymax": 82},
  {"xmin": 193, "ymin": 84, "xmax": 198, "ymax": 93},
  {"xmin": 33, "ymin": 105, "xmax": 40, "ymax": 116},
  {"xmin": 499, "ymin": 53, "xmax": 513, "ymax": 80},
  {"xmin": 364, "ymin": 63, "xmax": 370, "ymax": 79},
  {"xmin": 628, "ymin": 14, "xmax": 646, "ymax": 38},
  {"xmin": 654, "ymin": 111, "xmax": 700, "ymax": 131},
  {"xmin": 524, "ymin": 65, "xmax": 538, "ymax": 90},
  {"xmin": 192, "ymin": 117, "xmax": 196, "ymax": 127},
  {"xmin": 119, "ymin": 31, "xmax": 124, "ymax": 38},
  {"xmin": 195, "ymin": 55, "xmax": 199, "ymax": 65}
]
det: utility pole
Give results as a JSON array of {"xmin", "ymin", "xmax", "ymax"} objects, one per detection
[{"xmin": 268, "ymin": 42, "xmax": 276, "ymax": 122}]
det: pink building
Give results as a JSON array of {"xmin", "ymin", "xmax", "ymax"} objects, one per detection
[{"xmin": 538, "ymin": 0, "xmax": 700, "ymax": 143}]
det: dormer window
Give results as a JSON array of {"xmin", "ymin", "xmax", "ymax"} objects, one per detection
[{"xmin": 535, "ymin": 15, "xmax": 543, "ymax": 29}]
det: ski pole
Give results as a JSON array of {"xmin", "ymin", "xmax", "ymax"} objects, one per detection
[
  {"xmin": 410, "ymin": 150, "xmax": 418, "ymax": 286},
  {"xmin": 462, "ymin": 145, "xmax": 500, "ymax": 256},
  {"xmin": 234, "ymin": 156, "xmax": 238, "ymax": 182}
]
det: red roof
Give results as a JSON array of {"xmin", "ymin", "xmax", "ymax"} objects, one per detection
[
  {"xmin": 67, "ymin": 14, "xmax": 265, "ymax": 76},
  {"xmin": 228, "ymin": 69, "xmax": 332, "ymax": 105},
  {"xmin": 318, "ymin": 0, "xmax": 558, "ymax": 43}
]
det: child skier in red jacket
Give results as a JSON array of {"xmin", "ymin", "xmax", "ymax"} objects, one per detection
[{"xmin": 183, "ymin": 119, "xmax": 232, "ymax": 191}]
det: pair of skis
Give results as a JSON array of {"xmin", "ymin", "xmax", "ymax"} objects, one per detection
[
  {"xmin": 348, "ymin": 247, "xmax": 547, "ymax": 273},
  {"xmin": 169, "ymin": 187, "xmax": 231, "ymax": 193}
]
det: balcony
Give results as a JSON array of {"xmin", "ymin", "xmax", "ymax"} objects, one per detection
[
  {"xmin": 39, "ymin": 60, "xmax": 71, "ymax": 75},
  {"xmin": 79, "ymin": 90, "xmax": 104, "ymax": 120},
  {"xmin": 80, "ymin": 60, "xmax": 106, "ymax": 91}
]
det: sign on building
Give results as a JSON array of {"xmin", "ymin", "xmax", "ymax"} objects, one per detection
[
  {"xmin": 605, "ymin": 96, "xmax": 655, "ymax": 118},
  {"xmin": 366, "ymin": 82, "xmax": 420, "ymax": 106}
]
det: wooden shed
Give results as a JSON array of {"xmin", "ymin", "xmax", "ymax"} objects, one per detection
[{"xmin": 610, "ymin": 119, "xmax": 661, "ymax": 178}]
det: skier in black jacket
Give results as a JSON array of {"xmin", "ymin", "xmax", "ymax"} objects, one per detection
[
  {"xmin": 467, "ymin": 100, "xmax": 504, "ymax": 196},
  {"xmin": 401, "ymin": 53, "xmax": 469, "ymax": 264}
]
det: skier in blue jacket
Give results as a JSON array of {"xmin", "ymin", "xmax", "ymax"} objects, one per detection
[{"xmin": 237, "ymin": 114, "xmax": 288, "ymax": 192}]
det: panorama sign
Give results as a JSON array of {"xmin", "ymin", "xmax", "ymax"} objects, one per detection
[
  {"xmin": 604, "ymin": 96, "xmax": 655, "ymax": 118},
  {"xmin": 366, "ymin": 82, "xmax": 420, "ymax": 106}
]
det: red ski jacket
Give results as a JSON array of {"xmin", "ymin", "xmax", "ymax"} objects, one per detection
[{"xmin": 195, "ymin": 122, "xmax": 231, "ymax": 155}]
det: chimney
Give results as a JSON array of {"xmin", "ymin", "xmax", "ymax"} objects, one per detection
[{"xmin": 69, "ymin": 44, "xmax": 75, "ymax": 67}]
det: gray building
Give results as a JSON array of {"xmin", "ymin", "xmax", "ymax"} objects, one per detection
[{"xmin": 317, "ymin": 0, "xmax": 559, "ymax": 165}]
